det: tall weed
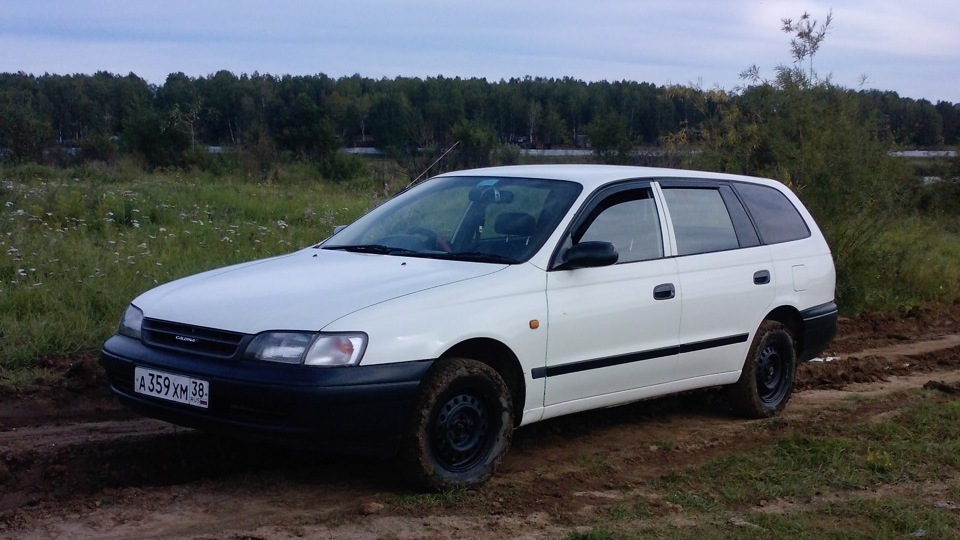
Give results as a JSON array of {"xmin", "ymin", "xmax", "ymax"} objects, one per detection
[
  {"xmin": 836, "ymin": 217, "xmax": 960, "ymax": 312},
  {"xmin": 674, "ymin": 74, "xmax": 958, "ymax": 313},
  {"xmin": 0, "ymin": 167, "xmax": 375, "ymax": 372}
]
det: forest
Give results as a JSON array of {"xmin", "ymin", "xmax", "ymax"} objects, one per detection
[{"xmin": 0, "ymin": 69, "xmax": 957, "ymax": 171}]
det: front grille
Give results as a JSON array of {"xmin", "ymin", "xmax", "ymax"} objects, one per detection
[{"xmin": 142, "ymin": 318, "xmax": 246, "ymax": 358}]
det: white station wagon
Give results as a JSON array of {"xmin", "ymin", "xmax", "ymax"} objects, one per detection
[{"xmin": 101, "ymin": 165, "xmax": 837, "ymax": 489}]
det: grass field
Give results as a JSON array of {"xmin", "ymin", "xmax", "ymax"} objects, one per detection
[
  {"xmin": 0, "ymin": 164, "xmax": 383, "ymax": 376},
  {"xmin": 394, "ymin": 388, "xmax": 960, "ymax": 539},
  {"xmin": 2, "ymin": 162, "xmax": 959, "ymax": 379},
  {"xmin": 568, "ymin": 391, "xmax": 960, "ymax": 539}
]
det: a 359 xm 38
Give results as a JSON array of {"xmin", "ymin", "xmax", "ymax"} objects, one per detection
[{"xmin": 102, "ymin": 164, "xmax": 837, "ymax": 490}]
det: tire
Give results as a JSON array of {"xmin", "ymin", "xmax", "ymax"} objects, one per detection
[
  {"xmin": 400, "ymin": 358, "xmax": 514, "ymax": 490},
  {"xmin": 728, "ymin": 320, "xmax": 797, "ymax": 418}
]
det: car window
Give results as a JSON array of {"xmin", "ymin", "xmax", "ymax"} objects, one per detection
[
  {"xmin": 359, "ymin": 184, "xmax": 472, "ymax": 243},
  {"xmin": 324, "ymin": 176, "xmax": 581, "ymax": 262},
  {"xmin": 661, "ymin": 187, "xmax": 739, "ymax": 255},
  {"xmin": 575, "ymin": 189, "xmax": 663, "ymax": 263},
  {"xmin": 476, "ymin": 186, "xmax": 550, "ymax": 240},
  {"xmin": 734, "ymin": 182, "xmax": 811, "ymax": 244}
]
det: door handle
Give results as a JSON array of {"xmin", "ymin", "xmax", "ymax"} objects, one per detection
[
  {"xmin": 653, "ymin": 283, "xmax": 675, "ymax": 300},
  {"xmin": 754, "ymin": 270, "xmax": 771, "ymax": 285}
]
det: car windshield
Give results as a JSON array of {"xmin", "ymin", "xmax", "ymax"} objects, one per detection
[{"xmin": 322, "ymin": 176, "xmax": 582, "ymax": 263}]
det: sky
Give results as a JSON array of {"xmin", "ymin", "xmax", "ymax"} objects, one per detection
[{"xmin": 2, "ymin": 0, "xmax": 958, "ymax": 103}]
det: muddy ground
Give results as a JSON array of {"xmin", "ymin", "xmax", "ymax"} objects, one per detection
[{"xmin": 1, "ymin": 304, "xmax": 959, "ymax": 539}]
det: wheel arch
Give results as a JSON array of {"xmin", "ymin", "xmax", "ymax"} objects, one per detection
[
  {"xmin": 763, "ymin": 305, "xmax": 804, "ymax": 353},
  {"xmin": 438, "ymin": 338, "xmax": 526, "ymax": 427}
]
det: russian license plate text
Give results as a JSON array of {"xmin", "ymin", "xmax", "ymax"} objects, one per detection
[{"xmin": 134, "ymin": 367, "xmax": 209, "ymax": 408}]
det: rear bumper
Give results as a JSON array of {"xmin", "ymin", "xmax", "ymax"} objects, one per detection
[
  {"xmin": 798, "ymin": 300, "xmax": 838, "ymax": 362},
  {"xmin": 101, "ymin": 335, "xmax": 432, "ymax": 454}
]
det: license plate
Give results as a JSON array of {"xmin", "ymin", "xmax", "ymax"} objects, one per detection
[{"xmin": 134, "ymin": 367, "xmax": 209, "ymax": 408}]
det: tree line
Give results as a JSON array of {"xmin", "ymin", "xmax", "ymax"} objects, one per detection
[{"xmin": 0, "ymin": 70, "xmax": 957, "ymax": 170}]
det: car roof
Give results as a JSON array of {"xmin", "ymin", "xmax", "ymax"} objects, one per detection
[{"xmin": 433, "ymin": 164, "xmax": 780, "ymax": 192}]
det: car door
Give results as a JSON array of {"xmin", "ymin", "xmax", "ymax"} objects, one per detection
[
  {"xmin": 541, "ymin": 183, "xmax": 681, "ymax": 410},
  {"xmin": 659, "ymin": 181, "xmax": 775, "ymax": 380}
]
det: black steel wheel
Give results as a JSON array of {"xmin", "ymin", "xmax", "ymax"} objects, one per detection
[
  {"xmin": 400, "ymin": 358, "xmax": 513, "ymax": 490},
  {"xmin": 728, "ymin": 320, "xmax": 797, "ymax": 418}
]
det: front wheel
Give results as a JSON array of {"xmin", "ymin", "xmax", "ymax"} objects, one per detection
[
  {"xmin": 728, "ymin": 320, "xmax": 797, "ymax": 418},
  {"xmin": 400, "ymin": 358, "xmax": 513, "ymax": 490}
]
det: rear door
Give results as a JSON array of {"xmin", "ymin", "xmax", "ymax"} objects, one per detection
[{"xmin": 658, "ymin": 180, "xmax": 774, "ymax": 380}]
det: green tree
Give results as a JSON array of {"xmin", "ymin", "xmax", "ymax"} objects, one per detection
[
  {"xmin": 587, "ymin": 111, "xmax": 632, "ymax": 164},
  {"xmin": 682, "ymin": 10, "xmax": 912, "ymax": 312},
  {"xmin": 451, "ymin": 119, "xmax": 497, "ymax": 168},
  {"xmin": 367, "ymin": 91, "xmax": 421, "ymax": 152},
  {"xmin": 537, "ymin": 106, "xmax": 567, "ymax": 147},
  {"xmin": 781, "ymin": 10, "xmax": 833, "ymax": 82},
  {"xmin": 0, "ymin": 74, "xmax": 54, "ymax": 162}
]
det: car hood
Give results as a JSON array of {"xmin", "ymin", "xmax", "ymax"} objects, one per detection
[{"xmin": 132, "ymin": 248, "xmax": 505, "ymax": 334}]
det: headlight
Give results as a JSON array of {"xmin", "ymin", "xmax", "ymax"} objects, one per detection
[
  {"xmin": 303, "ymin": 334, "xmax": 367, "ymax": 367},
  {"xmin": 118, "ymin": 305, "xmax": 144, "ymax": 339},
  {"xmin": 246, "ymin": 332, "xmax": 366, "ymax": 367}
]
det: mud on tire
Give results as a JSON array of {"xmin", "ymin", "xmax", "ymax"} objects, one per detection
[
  {"xmin": 400, "ymin": 358, "xmax": 514, "ymax": 490},
  {"xmin": 728, "ymin": 320, "xmax": 797, "ymax": 418}
]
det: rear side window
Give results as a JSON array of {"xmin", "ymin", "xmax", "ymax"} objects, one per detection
[
  {"xmin": 735, "ymin": 183, "xmax": 810, "ymax": 244},
  {"xmin": 661, "ymin": 188, "xmax": 739, "ymax": 255}
]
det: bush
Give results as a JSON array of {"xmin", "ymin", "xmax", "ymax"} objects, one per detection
[
  {"xmin": 318, "ymin": 152, "xmax": 368, "ymax": 183},
  {"xmin": 676, "ymin": 64, "xmax": 932, "ymax": 313}
]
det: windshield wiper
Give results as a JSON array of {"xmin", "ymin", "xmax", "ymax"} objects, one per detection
[
  {"xmin": 324, "ymin": 245, "xmax": 517, "ymax": 263},
  {"xmin": 436, "ymin": 252, "xmax": 519, "ymax": 264},
  {"xmin": 323, "ymin": 244, "xmax": 416, "ymax": 255}
]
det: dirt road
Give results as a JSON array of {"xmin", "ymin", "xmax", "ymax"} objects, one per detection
[{"xmin": 2, "ymin": 306, "xmax": 959, "ymax": 539}]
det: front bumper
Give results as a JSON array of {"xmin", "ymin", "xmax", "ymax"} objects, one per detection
[{"xmin": 101, "ymin": 335, "xmax": 432, "ymax": 455}]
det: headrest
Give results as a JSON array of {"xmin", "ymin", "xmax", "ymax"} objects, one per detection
[{"xmin": 495, "ymin": 212, "xmax": 536, "ymax": 236}]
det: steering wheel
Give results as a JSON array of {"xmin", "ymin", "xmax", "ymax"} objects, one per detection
[{"xmin": 406, "ymin": 227, "xmax": 452, "ymax": 252}]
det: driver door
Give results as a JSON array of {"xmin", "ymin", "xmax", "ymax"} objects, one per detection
[{"xmin": 542, "ymin": 184, "xmax": 681, "ymax": 409}]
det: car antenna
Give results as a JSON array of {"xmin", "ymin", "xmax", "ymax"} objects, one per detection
[{"xmin": 405, "ymin": 140, "xmax": 461, "ymax": 190}]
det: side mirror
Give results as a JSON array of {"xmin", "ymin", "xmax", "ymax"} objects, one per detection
[
  {"xmin": 559, "ymin": 241, "xmax": 618, "ymax": 270},
  {"xmin": 332, "ymin": 225, "xmax": 347, "ymax": 235}
]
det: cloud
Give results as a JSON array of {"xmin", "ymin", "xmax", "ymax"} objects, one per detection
[{"xmin": 0, "ymin": 0, "xmax": 957, "ymax": 101}]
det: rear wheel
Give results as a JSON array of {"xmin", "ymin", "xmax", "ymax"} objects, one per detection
[
  {"xmin": 400, "ymin": 358, "xmax": 513, "ymax": 490},
  {"xmin": 728, "ymin": 320, "xmax": 797, "ymax": 418}
]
